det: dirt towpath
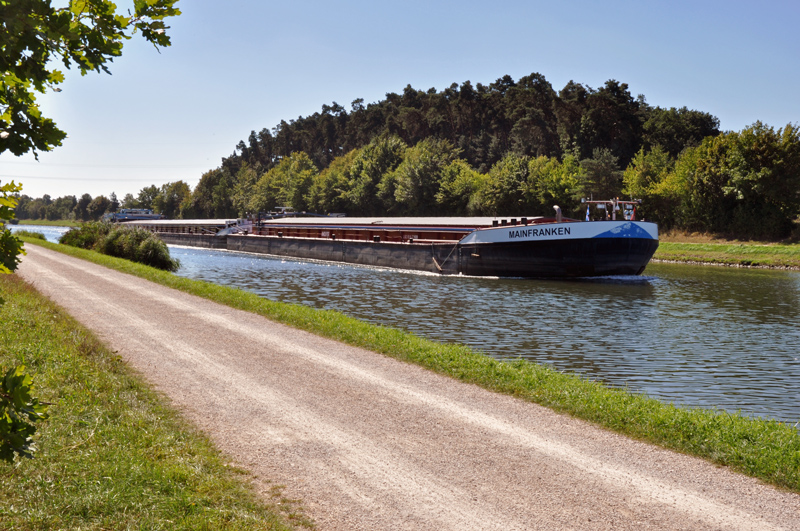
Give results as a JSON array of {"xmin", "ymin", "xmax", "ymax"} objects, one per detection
[{"xmin": 18, "ymin": 245, "xmax": 800, "ymax": 530}]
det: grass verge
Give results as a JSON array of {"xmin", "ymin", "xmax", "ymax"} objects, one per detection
[
  {"xmin": 15, "ymin": 219, "xmax": 82, "ymax": 227},
  {"xmin": 655, "ymin": 240, "xmax": 800, "ymax": 269},
  {"xmin": 18, "ymin": 238, "xmax": 800, "ymax": 495},
  {"xmin": 0, "ymin": 272, "xmax": 313, "ymax": 529}
]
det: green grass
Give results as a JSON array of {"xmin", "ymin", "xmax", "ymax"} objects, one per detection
[
  {"xmin": 15, "ymin": 219, "xmax": 82, "ymax": 227},
  {"xmin": 11, "ymin": 230, "xmax": 47, "ymax": 241},
  {"xmin": 18, "ymin": 237, "xmax": 800, "ymax": 495},
  {"xmin": 0, "ymin": 272, "xmax": 313, "ymax": 529},
  {"xmin": 655, "ymin": 241, "xmax": 800, "ymax": 268}
]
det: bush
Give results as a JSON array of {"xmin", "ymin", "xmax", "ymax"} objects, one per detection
[
  {"xmin": 59, "ymin": 221, "xmax": 110, "ymax": 249},
  {"xmin": 59, "ymin": 223, "xmax": 180, "ymax": 271}
]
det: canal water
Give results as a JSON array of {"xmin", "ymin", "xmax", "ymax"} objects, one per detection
[
  {"xmin": 13, "ymin": 225, "xmax": 800, "ymax": 423},
  {"xmin": 170, "ymin": 246, "xmax": 800, "ymax": 424}
]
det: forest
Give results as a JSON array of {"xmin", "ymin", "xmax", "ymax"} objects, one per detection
[{"xmin": 13, "ymin": 72, "xmax": 800, "ymax": 240}]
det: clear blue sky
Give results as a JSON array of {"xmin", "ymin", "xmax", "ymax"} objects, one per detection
[{"xmin": 2, "ymin": 0, "xmax": 798, "ymax": 200}]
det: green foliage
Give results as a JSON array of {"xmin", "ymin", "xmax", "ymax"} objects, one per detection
[
  {"xmin": 74, "ymin": 193, "xmax": 93, "ymax": 221},
  {"xmin": 152, "ymin": 180, "xmax": 191, "ymax": 219},
  {"xmin": 642, "ymin": 106, "xmax": 721, "ymax": 158},
  {"xmin": 87, "ymin": 194, "xmax": 111, "ymax": 220},
  {"xmin": 182, "ymin": 168, "xmax": 237, "ymax": 219},
  {"xmin": 1, "ymin": 0, "xmax": 181, "ymax": 157},
  {"xmin": 0, "ymin": 181, "xmax": 47, "ymax": 464},
  {"xmin": 60, "ymin": 222, "xmax": 180, "ymax": 271},
  {"xmin": 524, "ymin": 154, "xmax": 582, "ymax": 217},
  {"xmin": 249, "ymin": 152, "xmax": 319, "ymax": 214},
  {"xmin": 579, "ymin": 148, "xmax": 624, "ymax": 200},
  {"xmin": 390, "ymin": 138, "xmax": 458, "ymax": 215},
  {"xmin": 623, "ymin": 146, "xmax": 677, "ymax": 223},
  {"xmin": 676, "ymin": 123, "xmax": 800, "ymax": 239},
  {"xmin": 477, "ymin": 153, "xmax": 532, "ymax": 214},
  {"xmin": 136, "ymin": 184, "xmax": 160, "ymax": 211},
  {"xmin": 306, "ymin": 148, "xmax": 359, "ymax": 214},
  {"xmin": 348, "ymin": 135, "xmax": 408, "ymax": 215},
  {"xmin": 231, "ymin": 162, "xmax": 261, "ymax": 217},
  {"xmin": 435, "ymin": 159, "xmax": 485, "ymax": 215},
  {"xmin": 221, "ymin": 74, "xmax": 697, "ymax": 181},
  {"xmin": 0, "ymin": 365, "xmax": 48, "ymax": 462},
  {"xmin": 0, "ymin": 181, "xmax": 24, "ymax": 274}
]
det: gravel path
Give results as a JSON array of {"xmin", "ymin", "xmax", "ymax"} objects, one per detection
[{"xmin": 18, "ymin": 245, "xmax": 800, "ymax": 530}]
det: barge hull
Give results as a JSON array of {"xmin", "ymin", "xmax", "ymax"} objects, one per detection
[
  {"xmin": 213, "ymin": 234, "xmax": 657, "ymax": 277},
  {"xmin": 227, "ymin": 235, "xmax": 460, "ymax": 275},
  {"xmin": 460, "ymin": 237, "xmax": 659, "ymax": 277},
  {"xmin": 143, "ymin": 218, "xmax": 659, "ymax": 278}
]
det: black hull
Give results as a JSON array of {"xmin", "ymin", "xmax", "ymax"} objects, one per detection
[
  {"xmin": 460, "ymin": 237, "xmax": 659, "ymax": 278},
  {"xmin": 163, "ymin": 233, "xmax": 658, "ymax": 278}
]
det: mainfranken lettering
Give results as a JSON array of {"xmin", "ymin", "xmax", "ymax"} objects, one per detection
[{"xmin": 508, "ymin": 226, "xmax": 571, "ymax": 239}]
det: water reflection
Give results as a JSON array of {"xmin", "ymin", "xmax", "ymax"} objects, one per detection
[{"xmin": 169, "ymin": 245, "xmax": 800, "ymax": 423}]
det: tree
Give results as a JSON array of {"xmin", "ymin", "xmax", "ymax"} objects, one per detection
[
  {"xmin": 349, "ymin": 135, "xmax": 407, "ymax": 215},
  {"xmin": 0, "ymin": 181, "xmax": 24, "ymax": 273},
  {"xmin": 153, "ymin": 181, "xmax": 191, "ymax": 219},
  {"xmin": 46, "ymin": 194, "xmax": 76, "ymax": 220},
  {"xmin": 108, "ymin": 192, "xmax": 119, "ymax": 213},
  {"xmin": 0, "ymin": 181, "xmax": 48, "ymax": 462},
  {"xmin": 1, "ymin": 0, "xmax": 181, "ymax": 156},
  {"xmin": 73, "ymin": 193, "xmax": 93, "ymax": 221},
  {"xmin": 579, "ymin": 148, "xmax": 624, "ymax": 200},
  {"xmin": 435, "ymin": 159, "xmax": 484, "ymax": 215},
  {"xmin": 249, "ymin": 153, "xmax": 318, "ymax": 214},
  {"xmin": 87, "ymin": 194, "xmax": 111, "ymax": 220},
  {"xmin": 231, "ymin": 163, "xmax": 260, "ymax": 217},
  {"xmin": 478, "ymin": 153, "xmax": 531, "ymax": 215},
  {"xmin": 525, "ymin": 155, "xmax": 581, "ymax": 217},
  {"xmin": 623, "ymin": 146, "xmax": 677, "ymax": 224},
  {"xmin": 306, "ymin": 149, "xmax": 359, "ymax": 214},
  {"xmin": 120, "ymin": 193, "xmax": 137, "ymax": 209},
  {"xmin": 184, "ymin": 169, "xmax": 236, "ymax": 219},
  {"xmin": 391, "ymin": 138, "xmax": 458, "ymax": 215},
  {"xmin": 136, "ymin": 185, "xmax": 160, "ymax": 210},
  {"xmin": 642, "ymin": 106, "xmax": 720, "ymax": 158}
]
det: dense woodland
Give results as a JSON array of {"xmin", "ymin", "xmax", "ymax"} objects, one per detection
[{"xmin": 13, "ymin": 73, "xmax": 800, "ymax": 240}]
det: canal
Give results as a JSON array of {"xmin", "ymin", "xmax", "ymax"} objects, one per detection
[{"xmin": 13, "ymin": 224, "xmax": 800, "ymax": 423}]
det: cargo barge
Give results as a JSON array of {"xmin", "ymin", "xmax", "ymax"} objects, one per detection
[{"xmin": 125, "ymin": 200, "xmax": 659, "ymax": 278}]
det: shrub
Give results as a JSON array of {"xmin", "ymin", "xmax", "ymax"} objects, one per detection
[{"xmin": 59, "ymin": 223, "xmax": 180, "ymax": 271}]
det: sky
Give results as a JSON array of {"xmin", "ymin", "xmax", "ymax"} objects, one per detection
[{"xmin": 2, "ymin": 0, "xmax": 799, "ymax": 201}]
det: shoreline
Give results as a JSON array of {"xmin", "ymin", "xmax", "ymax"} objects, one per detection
[{"xmin": 651, "ymin": 258, "xmax": 800, "ymax": 271}]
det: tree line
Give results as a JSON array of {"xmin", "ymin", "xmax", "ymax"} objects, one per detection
[{"xmin": 15, "ymin": 73, "xmax": 800, "ymax": 240}]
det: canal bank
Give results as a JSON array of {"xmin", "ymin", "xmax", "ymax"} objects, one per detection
[
  {"xmin": 16, "ymin": 242, "xmax": 800, "ymax": 529},
  {"xmin": 16, "ymin": 238, "xmax": 800, "ymax": 496}
]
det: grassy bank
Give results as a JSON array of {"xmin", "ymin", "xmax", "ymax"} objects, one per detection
[
  {"xmin": 0, "ymin": 272, "xmax": 312, "ymax": 529},
  {"xmin": 18, "ymin": 237, "xmax": 800, "ymax": 494},
  {"xmin": 656, "ymin": 233, "xmax": 800, "ymax": 269},
  {"xmin": 15, "ymin": 219, "xmax": 82, "ymax": 227}
]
